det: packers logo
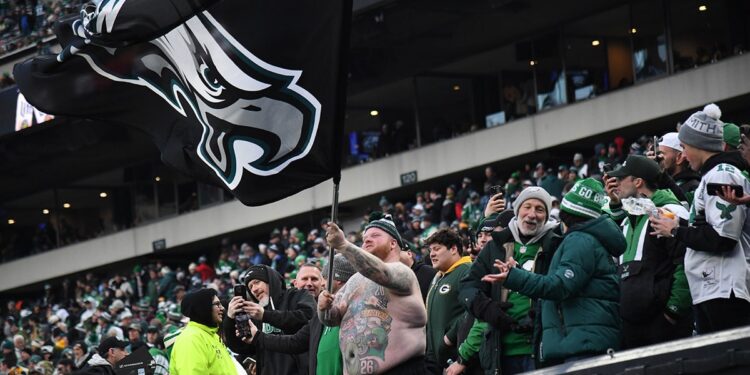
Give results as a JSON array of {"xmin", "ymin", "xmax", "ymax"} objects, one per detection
[
  {"xmin": 439, "ymin": 284, "xmax": 451, "ymax": 294},
  {"xmin": 74, "ymin": 6, "xmax": 320, "ymax": 191}
]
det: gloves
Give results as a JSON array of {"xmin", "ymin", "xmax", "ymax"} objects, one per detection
[{"xmin": 471, "ymin": 296, "xmax": 516, "ymax": 331}]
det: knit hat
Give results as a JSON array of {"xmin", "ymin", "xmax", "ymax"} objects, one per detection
[
  {"xmin": 513, "ymin": 186, "xmax": 553, "ymax": 220},
  {"xmin": 723, "ymin": 123, "xmax": 741, "ymax": 149},
  {"xmin": 181, "ymin": 288, "xmax": 219, "ymax": 328},
  {"xmin": 678, "ymin": 103, "xmax": 724, "ymax": 152},
  {"xmin": 560, "ymin": 178, "xmax": 607, "ymax": 219},
  {"xmin": 364, "ymin": 213, "xmax": 404, "ymax": 249},
  {"xmin": 241, "ymin": 265, "xmax": 269, "ymax": 285},
  {"xmin": 324, "ymin": 254, "xmax": 356, "ymax": 283},
  {"xmin": 659, "ymin": 132, "xmax": 682, "ymax": 152}
]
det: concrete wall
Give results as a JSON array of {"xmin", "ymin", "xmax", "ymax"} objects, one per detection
[{"xmin": 2, "ymin": 53, "xmax": 750, "ymax": 291}]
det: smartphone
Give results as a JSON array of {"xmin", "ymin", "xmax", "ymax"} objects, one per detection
[
  {"xmin": 653, "ymin": 136, "xmax": 663, "ymax": 162},
  {"xmin": 489, "ymin": 185, "xmax": 504, "ymax": 197},
  {"xmin": 234, "ymin": 284, "xmax": 247, "ymax": 299},
  {"xmin": 706, "ymin": 183, "xmax": 744, "ymax": 197},
  {"xmin": 601, "ymin": 163, "xmax": 613, "ymax": 174}
]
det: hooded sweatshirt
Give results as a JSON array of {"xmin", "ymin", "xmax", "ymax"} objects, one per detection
[
  {"xmin": 223, "ymin": 265, "xmax": 315, "ymax": 375},
  {"xmin": 504, "ymin": 218, "xmax": 559, "ymax": 356},
  {"xmin": 614, "ymin": 189, "xmax": 692, "ymax": 323},
  {"xmin": 78, "ymin": 353, "xmax": 116, "ymax": 375},
  {"xmin": 170, "ymin": 288, "xmax": 237, "ymax": 375},
  {"xmin": 504, "ymin": 215, "xmax": 626, "ymax": 362}
]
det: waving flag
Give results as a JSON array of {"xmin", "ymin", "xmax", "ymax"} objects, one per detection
[{"xmin": 15, "ymin": 0, "xmax": 351, "ymax": 206}]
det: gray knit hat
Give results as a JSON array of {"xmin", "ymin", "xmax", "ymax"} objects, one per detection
[
  {"xmin": 324, "ymin": 254, "xmax": 356, "ymax": 283},
  {"xmin": 364, "ymin": 213, "xmax": 404, "ymax": 249},
  {"xmin": 678, "ymin": 103, "xmax": 724, "ymax": 152},
  {"xmin": 513, "ymin": 186, "xmax": 552, "ymax": 221}
]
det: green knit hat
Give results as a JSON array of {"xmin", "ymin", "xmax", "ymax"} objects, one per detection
[
  {"xmin": 365, "ymin": 212, "xmax": 404, "ymax": 249},
  {"xmin": 560, "ymin": 178, "xmax": 607, "ymax": 219},
  {"xmin": 723, "ymin": 123, "xmax": 741, "ymax": 148}
]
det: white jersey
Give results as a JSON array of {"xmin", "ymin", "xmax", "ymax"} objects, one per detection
[{"xmin": 685, "ymin": 163, "xmax": 750, "ymax": 304}]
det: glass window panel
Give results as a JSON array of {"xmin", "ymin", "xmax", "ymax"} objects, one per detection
[
  {"xmin": 670, "ymin": 0, "xmax": 734, "ymax": 72},
  {"xmin": 564, "ymin": 6, "xmax": 632, "ymax": 101},
  {"xmin": 631, "ymin": 0, "xmax": 668, "ymax": 81},
  {"xmin": 531, "ymin": 32, "xmax": 567, "ymax": 111}
]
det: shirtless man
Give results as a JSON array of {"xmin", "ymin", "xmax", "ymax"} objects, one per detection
[{"xmin": 319, "ymin": 216, "xmax": 427, "ymax": 375}]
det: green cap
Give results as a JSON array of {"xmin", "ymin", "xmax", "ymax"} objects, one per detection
[
  {"xmin": 561, "ymin": 178, "xmax": 607, "ymax": 219},
  {"xmin": 723, "ymin": 123, "xmax": 741, "ymax": 148}
]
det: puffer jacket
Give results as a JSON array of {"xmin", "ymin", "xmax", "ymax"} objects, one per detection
[{"xmin": 503, "ymin": 215, "xmax": 626, "ymax": 362}]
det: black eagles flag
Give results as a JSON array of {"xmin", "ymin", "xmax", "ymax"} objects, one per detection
[{"xmin": 14, "ymin": 0, "xmax": 351, "ymax": 206}]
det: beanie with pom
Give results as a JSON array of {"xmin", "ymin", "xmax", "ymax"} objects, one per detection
[{"xmin": 678, "ymin": 103, "xmax": 724, "ymax": 152}]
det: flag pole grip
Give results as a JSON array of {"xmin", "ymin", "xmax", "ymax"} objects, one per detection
[{"xmin": 324, "ymin": 182, "xmax": 340, "ymax": 320}]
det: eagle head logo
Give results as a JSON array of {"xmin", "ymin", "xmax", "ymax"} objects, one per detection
[{"xmin": 76, "ymin": 11, "xmax": 321, "ymax": 191}]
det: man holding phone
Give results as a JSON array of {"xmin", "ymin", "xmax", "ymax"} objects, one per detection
[
  {"xmin": 651, "ymin": 104, "xmax": 750, "ymax": 333},
  {"xmin": 223, "ymin": 264, "xmax": 315, "ymax": 375}
]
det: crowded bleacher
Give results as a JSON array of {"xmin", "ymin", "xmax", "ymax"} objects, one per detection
[{"xmin": 1, "ymin": 101, "xmax": 750, "ymax": 374}]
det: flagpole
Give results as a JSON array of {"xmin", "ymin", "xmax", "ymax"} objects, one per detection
[{"xmin": 326, "ymin": 182, "xmax": 340, "ymax": 294}]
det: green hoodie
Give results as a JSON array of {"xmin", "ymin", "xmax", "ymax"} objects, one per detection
[{"xmin": 504, "ymin": 215, "xmax": 626, "ymax": 362}]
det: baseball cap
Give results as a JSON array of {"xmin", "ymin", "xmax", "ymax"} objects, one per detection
[
  {"xmin": 607, "ymin": 155, "xmax": 661, "ymax": 183},
  {"xmin": 659, "ymin": 132, "xmax": 682, "ymax": 152},
  {"xmin": 98, "ymin": 337, "xmax": 129, "ymax": 354}
]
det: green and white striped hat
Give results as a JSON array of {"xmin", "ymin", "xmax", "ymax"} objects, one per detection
[{"xmin": 561, "ymin": 178, "xmax": 606, "ymax": 219}]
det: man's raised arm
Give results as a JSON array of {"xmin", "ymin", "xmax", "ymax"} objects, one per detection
[{"xmin": 326, "ymin": 223, "xmax": 413, "ymax": 295}]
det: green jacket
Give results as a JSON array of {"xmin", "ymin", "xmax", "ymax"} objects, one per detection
[
  {"xmin": 426, "ymin": 257, "xmax": 472, "ymax": 368},
  {"xmin": 459, "ymin": 221, "xmax": 562, "ymax": 372},
  {"xmin": 503, "ymin": 215, "xmax": 626, "ymax": 362},
  {"xmin": 169, "ymin": 321, "xmax": 237, "ymax": 375}
]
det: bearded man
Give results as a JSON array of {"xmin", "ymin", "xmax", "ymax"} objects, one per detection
[{"xmin": 459, "ymin": 187, "xmax": 562, "ymax": 374}]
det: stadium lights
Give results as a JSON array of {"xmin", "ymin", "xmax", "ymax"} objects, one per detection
[
  {"xmin": 155, "ymin": 176, "xmax": 161, "ymax": 182},
  {"xmin": 698, "ymin": 5, "xmax": 707, "ymax": 11},
  {"xmin": 99, "ymin": 192, "xmax": 108, "ymax": 198},
  {"xmin": 529, "ymin": 60, "xmax": 537, "ymax": 66},
  {"xmin": 452, "ymin": 84, "xmax": 461, "ymax": 91},
  {"xmin": 7, "ymin": 219, "xmax": 15, "ymax": 225},
  {"xmin": 369, "ymin": 110, "xmax": 379, "ymax": 116},
  {"xmin": 591, "ymin": 40, "xmax": 601, "ymax": 46},
  {"xmin": 63, "ymin": 203, "xmax": 71, "ymax": 208},
  {"xmin": 42, "ymin": 209, "xmax": 50, "ymax": 214},
  {"xmin": 630, "ymin": 27, "xmax": 637, "ymax": 34}
]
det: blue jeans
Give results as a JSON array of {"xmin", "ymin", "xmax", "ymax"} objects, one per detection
[{"xmin": 501, "ymin": 355, "xmax": 534, "ymax": 375}]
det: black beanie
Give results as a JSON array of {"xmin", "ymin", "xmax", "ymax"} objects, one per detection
[
  {"xmin": 241, "ymin": 265, "xmax": 269, "ymax": 285},
  {"xmin": 181, "ymin": 288, "xmax": 219, "ymax": 327}
]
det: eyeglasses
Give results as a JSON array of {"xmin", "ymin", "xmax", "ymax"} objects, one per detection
[{"xmin": 212, "ymin": 301, "xmax": 222, "ymax": 308}]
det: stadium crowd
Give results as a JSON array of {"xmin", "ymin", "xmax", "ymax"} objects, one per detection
[{"xmin": 2, "ymin": 103, "xmax": 750, "ymax": 374}]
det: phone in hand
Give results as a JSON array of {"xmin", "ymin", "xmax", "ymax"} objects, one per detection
[
  {"xmin": 234, "ymin": 284, "xmax": 247, "ymax": 299},
  {"xmin": 706, "ymin": 183, "xmax": 744, "ymax": 197},
  {"xmin": 489, "ymin": 185, "xmax": 505, "ymax": 197}
]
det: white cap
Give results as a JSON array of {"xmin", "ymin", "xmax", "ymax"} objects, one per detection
[{"xmin": 660, "ymin": 132, "xmax": 682, "ymax": 152}]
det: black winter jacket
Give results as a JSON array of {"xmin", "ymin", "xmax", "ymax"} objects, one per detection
[{"xmin": 223, "ymin": 265, "xmax": 316, "ymax": 375}]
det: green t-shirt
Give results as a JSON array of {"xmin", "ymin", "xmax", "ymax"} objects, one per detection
[
  {"xmin": 502, "ymin": 242, "xmax": 540, "ymax": 356},
  {"xmin": 317, "ymin": 326, "xmax": 343, "ymax": 375}
]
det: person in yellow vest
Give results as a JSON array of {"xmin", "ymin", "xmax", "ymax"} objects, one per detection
[{"xmin": 170, "ymin": 289, "xmax": 237, "ymax": 375}]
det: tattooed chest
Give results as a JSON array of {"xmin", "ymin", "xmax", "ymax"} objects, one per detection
[{"xmin": 341, "ymin": 282, "xmax": 392, "ymax": 374}]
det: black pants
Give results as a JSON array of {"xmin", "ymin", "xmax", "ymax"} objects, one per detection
[
  {"xmin": 622, "ymin": 312, "xmax": 693, "ymax": 349},
  {"xmin": 383, "ymin": 355, "xmax": 426, "ymax": 375},
  {"xmin": 694, "ymin": 294, "xmax": 750, "ymax": 334}
]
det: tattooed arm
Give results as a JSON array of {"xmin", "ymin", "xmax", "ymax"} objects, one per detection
[
  {"xmin": 326, "ymin": 223, "xmax": 413, "ymax": 296},
  {"xmin": 339, "ymin": 242, "xmax": 413, "ymax": 295}
]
